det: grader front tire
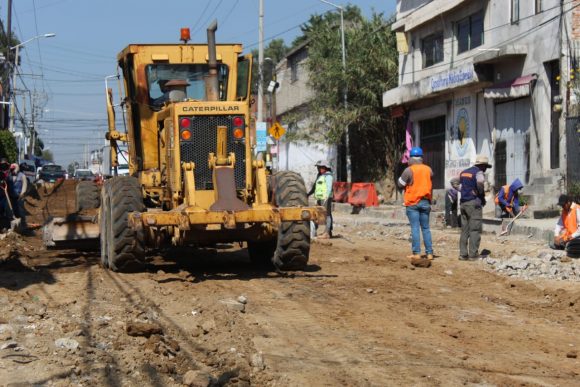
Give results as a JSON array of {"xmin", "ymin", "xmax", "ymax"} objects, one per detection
[
  {"xmin": 272, "ymin": 171, "xmax": 311, "ymax": 271},
  {"xmin": 100, "ymin": 177, "xmax": 145, "ymax": 271}
]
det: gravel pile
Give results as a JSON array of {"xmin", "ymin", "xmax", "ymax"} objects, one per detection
[{"xmin": 484, "ymin": 251, "xmax": 580, "ymax": 281}]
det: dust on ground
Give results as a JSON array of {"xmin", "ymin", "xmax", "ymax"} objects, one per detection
[{"xmin": 0, "ymin": 181, "xmax": 578, "ymax": 386}]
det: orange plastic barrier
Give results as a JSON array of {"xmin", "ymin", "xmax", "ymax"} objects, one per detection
[
  {"xmin": 348, "ymin": 182, "xmax": 379, "ymax": 207},
  {"xmin": 332, "ymin": 182, "xmax": 350, "ymax": 203}
]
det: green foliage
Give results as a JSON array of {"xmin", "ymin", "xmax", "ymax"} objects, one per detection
[
  {"xmin": 42, "ymin": 149, "xmax": 54, "ymax": 163},
  {"xmin": 569, "ymin": 182, "xmax": 580, "ymax": 202},
  {"xmin": 0, "ymin": 131, "xmax": 18, "ymax": 162},
  {"xmin": 289, "ymin": 7, "xmax": 400, "ymax": 182},
  {"xmin": 35, "ymin": 138, "xmax": 45, "ymax": 157}
]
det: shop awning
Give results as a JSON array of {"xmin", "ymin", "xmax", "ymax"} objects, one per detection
[{"xmin": 483, "ymin": 74, "xmax": 537, "ymax": 99}]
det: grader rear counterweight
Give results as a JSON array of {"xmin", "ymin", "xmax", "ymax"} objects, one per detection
[{"xmin": 44, "ymin": 21, "xmax": 324, "ymax": 271}]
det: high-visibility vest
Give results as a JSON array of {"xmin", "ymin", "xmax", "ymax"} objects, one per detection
[
  {"xmin": 561, "ymin": 203, "xmax": 579, "ymax": 241},
  {"xmin": 314, "ymin": 174, "xmax": 330, "ymax": 200},
  {"xmin": 494, "ymin": 184, "xmax": 513, "ymax": 206},
  {"xmin": 404, "ymin": 164, "xmax": 432, "ymax": 206}
]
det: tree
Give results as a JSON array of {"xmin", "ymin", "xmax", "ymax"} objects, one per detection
[
  {"xmin": 288, "ymin": 7, "xmax": 401, "ymax": 190},
  {"xmin": 41, "ymin": 149, "xmax": 54, "ymax": 163},
  {"xmin": 0, "ymin": 131, "xmax": 18, "ymax": 162}
]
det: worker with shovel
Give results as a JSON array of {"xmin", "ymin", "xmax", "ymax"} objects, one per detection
[
  {"xmin": 495, "ymin": 178, "xmax": 525, "ymax": 218},
  {"xmin": 9, "ymin": 163, "xmax": 28, "ymax": 232},
  {"xmin": 0, "ymin": 158, "xmax": 12, "ymax": 231}
]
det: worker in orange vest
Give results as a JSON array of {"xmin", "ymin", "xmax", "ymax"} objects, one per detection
[
  {"xmin": 397, "ymin": 147, "xmax": 434, "ymax": 260},
  {"xmin": 494, "ymin": 178, "xmax": 524, "ymax": 218},
  {"xmin": 551, "ymin": 194, "xmax": 580, "ymax": 249}
]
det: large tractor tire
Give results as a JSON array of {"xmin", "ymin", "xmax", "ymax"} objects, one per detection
[
  {"xmin": 100, "ymin": 176, "xmax": 145, "ymax": 271},
  {"xmin": 75, "ymin": 181, "xmax": 100, "ymax": 212},
  {"xmin": 271, "ymin": 171, "xmax": 311, "ymax": 271}
]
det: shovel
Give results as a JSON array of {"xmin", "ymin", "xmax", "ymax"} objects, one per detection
[
  {"xmin": 499, "ymin": 205, "xmax": 528, "ymax": 236},
  {"xmin": 1, "ymin": 183, "xmax": 21, "ymax": 230}
]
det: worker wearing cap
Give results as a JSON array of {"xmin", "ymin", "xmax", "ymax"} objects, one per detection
[
  {"xmin": 152, "ymin": 79, "xmax": 190, "ymax": 107},
  {"xmin": 459, "ymin": 155, "xmax": 491, "ymax": 260},
  {"xmin": 397, "ymin": 147, "xmax": 434, "ymax": 260},
  {"xmin": 551, "ymin": 194, "xmax": 580, "ymax": 250},
  {"xmin": 307, "ymin": 160, "xmax": 333, "ymax": 239},
  {"xmin": 9, "ymin": 163, "xmax": 28, "ymax": 230}
]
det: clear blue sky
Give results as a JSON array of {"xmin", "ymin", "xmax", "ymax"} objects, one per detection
[{"xmin": 9, "ymin": 0, "xmax": 395, "ymax": 168}]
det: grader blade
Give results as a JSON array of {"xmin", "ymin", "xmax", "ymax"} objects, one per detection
[{"xmin": 43, "ymin": 215, "xmax": 100, "ymax": 249}]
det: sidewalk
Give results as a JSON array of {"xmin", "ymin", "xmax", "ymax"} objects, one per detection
[{"xmin": 331, "ymin": 202, "xmax": 556, "ymax": 242}]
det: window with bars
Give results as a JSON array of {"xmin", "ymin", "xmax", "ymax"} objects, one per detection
[
  {"xmin": 456, "ymin": 11, "xmax": 484, "ymax": 54},
  {"xmin": 422, "ymin": 32, "xmax": 444, "ymax": 68}
]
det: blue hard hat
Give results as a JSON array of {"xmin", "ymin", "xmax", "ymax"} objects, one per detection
[{"xmin": 410, "ymin": 147, "xmax": 423, "ymax": 157}]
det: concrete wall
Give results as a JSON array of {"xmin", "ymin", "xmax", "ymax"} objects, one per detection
[{"xmin": 278, "ymin": 140, "xmax": 335, "ymax": 190}]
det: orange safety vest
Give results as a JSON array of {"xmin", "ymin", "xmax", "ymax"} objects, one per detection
[
  {"xmin": 561, "ymin": 203, "xmax": 579, "ymax": 241},
  {"xmin": 494, "ymin": 184, "xmax": 514, "ymax": 206},
  {"xmin": 404, "ymin": 164, "xmax": 432, "ymax": 206}
]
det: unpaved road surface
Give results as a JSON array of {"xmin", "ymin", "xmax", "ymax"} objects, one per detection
[{"xmin": 0, "ymin": 181, "xmax": 578, "ymax": 386}]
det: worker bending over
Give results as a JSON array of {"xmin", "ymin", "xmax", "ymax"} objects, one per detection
[
  {"xmin": 551, "ymin": 194, "xmax": 580, "ymax": 250},
  {"xmin": 495, "ymin": 178, "xmax": 524, "ymax": 218}
]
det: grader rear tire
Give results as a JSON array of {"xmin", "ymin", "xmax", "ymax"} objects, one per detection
[
  {"xmin": 75, "ymin": 181, "xmax": 100, "ymax": 212},
  {"xmin": 272, "ymin": 171, "xmax": 311, "ymax": 271},
  {"xmin": 100, "ymin": 176, "xmax": 145, "ymax": 271}
]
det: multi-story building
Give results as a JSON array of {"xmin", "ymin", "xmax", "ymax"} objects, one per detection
[
  {"xmin": 384, "ymin": 0, "xmax": 578, "ymax": 209},
  {"xmin": 274, "ymin": 42, "xmax": 336, "ymax": 187}
]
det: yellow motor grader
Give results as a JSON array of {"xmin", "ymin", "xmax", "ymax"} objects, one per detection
[{"xmin": 44, "ymin": 21, "xmax": 324, "ymax": 271}]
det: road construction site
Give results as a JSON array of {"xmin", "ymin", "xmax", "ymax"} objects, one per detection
[{"xmin": 0, "ymin": 180, "xmax": 578, "ymax": 386}]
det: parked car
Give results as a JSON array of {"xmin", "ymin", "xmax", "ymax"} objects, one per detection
[
  {"xmin": 19, "ymin": 160, "xmax": 37, "ymax": 182},
  {"xmin": 73, "ymin": 169, "xmax": 96, "ymax": 181},
  {"xmin": 38, "ymin": 164, "xmax": 66, "ymax": 183}
]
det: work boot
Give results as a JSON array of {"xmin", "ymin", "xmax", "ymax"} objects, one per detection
[
  {"xmin": 426, "ymin": 254, "xmax": 434, "ymax": 261},
  {"xmin": 318, "ymin": 232, "xmax": 331, "ymax": 239},
  {"xmin": 407, "ymin": 254, "xmax": 421, "ymax": 260}
]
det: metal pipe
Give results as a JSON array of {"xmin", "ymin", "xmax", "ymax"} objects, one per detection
[{"xmin": 206, "ymin": 19, "xmax": 219, "ymax": 101}]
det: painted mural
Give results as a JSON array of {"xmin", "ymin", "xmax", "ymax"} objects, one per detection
[{"xmin": 445, "ymin": 93, "xmax": 476, "ymax": 185}]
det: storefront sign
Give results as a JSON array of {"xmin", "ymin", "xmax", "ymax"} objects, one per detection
[{"xmin": 430, "ymin": 65, "xmax": 475, "ymax": 93}]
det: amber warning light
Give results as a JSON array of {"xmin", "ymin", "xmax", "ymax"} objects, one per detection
[{"xmin": 181, "ymin": 28, "xmax": 191, "ymax": 43}]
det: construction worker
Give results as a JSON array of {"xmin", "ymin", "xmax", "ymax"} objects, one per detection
[
  {"xmin": 397, "ymin": 146, "xmax": 434, "ymax": 260},
  {"xmin": 459, "ymin": 155, "xmax": 491, "ymax": 260},
  {"xmin": 445, "ymin": 177, "xmax": 461, "ymax": 228},
  {"xmin": 0, "ymin": 158, "xmax": 11, "ymax": 230},
  {"xmin": 9, "ymin": 163, "xmax": 28, "ymax": 230},
  {"xmin": 551, "ymin": 194, "xmax": 580, "ymax": 250},
  {"xmin": 307, "ymin": 160, "xmax": 334, "ymax": 239},
  {"xmin": 495, "ymin": 178, "xmax": 524, "ymax": 218}
]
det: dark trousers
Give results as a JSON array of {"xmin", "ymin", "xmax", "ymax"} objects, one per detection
[
  {"xmin": 460, "ymin": 200, "xmax": 483, "ymax": 258},
  {"xmin": 445, "ymin": 195, "xmax": 459, "ymax": 227}
]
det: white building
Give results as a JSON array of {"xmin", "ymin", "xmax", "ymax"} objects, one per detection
[{"xmin": 384, "ymin": 0, "xmax": 577, "ymax": 209}]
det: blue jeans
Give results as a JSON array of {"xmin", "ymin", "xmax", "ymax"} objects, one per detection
[{"xmin": 405, "ymin": 199, "xmax": 433, "ymax": 255}]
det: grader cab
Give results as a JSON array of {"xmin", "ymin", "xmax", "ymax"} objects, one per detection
[{"xmin": 44, "ymin": 21, "xmax": 324, "ymax": 271}]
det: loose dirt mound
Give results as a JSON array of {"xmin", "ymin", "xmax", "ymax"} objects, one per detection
[{"xmin": 25, "ymin": 179, "xmax": 78, "ymax": 225}]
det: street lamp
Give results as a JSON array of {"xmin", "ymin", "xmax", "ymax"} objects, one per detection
[
  {"xmin": 9, "ymin": 33, "xmax": 56, "ymax": 134},
  {"xmin": 319, "ymin": 0, "xmax": 349, "ymax": 182}
]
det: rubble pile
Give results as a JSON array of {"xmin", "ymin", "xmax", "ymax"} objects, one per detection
[{"xmin": 484, "ymin": 251, "xmax": 580, "ymax": 281}]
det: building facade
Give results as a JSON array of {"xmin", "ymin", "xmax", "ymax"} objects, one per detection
[
  {"xmin": 384, "ymin": 0, "xmax": 575, "ymax": 209},
  {"xmin": 274, "ymin": 42, "xmax": 336, "ymax": 187}
]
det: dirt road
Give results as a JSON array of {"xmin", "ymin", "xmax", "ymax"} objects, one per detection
[{"xmin": 0, "ymin": 182, "xmax": 578, "ymax": 386}]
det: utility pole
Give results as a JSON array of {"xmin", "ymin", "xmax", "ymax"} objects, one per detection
[
  {"xmin": 559, "ymin": 0, "xmax": 569, "ymax": 188},
  {"xmin": 257, "ymin": 0, "xmax": 264, "ymax": 123}
]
